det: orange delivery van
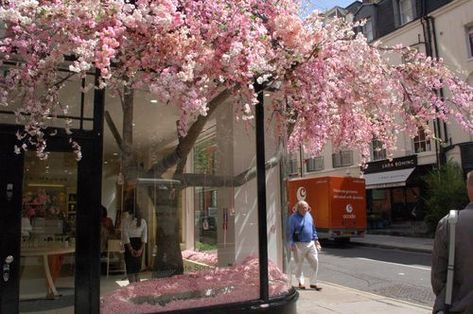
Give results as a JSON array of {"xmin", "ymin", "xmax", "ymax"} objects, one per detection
[{"xmin": 287, "ymin": 176, "xmax": 367, "ymax": 241}]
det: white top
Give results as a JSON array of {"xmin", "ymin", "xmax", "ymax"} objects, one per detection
[{"xmin": 122, "ymin": 218, "xmax": 147, "ymax": 244}]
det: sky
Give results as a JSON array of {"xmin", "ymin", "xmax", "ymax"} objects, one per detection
[{"xmin": 308, "ymin": 0, "xmax": 359, "ymax": 11}]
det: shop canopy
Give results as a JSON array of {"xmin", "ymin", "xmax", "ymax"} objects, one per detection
[{"xmin": 363, "ymin": 168, "xmax": 415, "ymax": 190}]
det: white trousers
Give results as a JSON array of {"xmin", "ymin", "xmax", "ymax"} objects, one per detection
[{"xmin": 294, "ymin": 241, "xmax": 319, "ymax": 285}]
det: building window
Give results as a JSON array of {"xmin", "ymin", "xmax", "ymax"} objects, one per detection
[
  {"xmin": 467, "ymin": 25, "xmax": 473, "ymax": 58},
  {"xmin": 399, "ymin": 0, "xmax": 415, "ymax": 25},
  {"xmin": 332, "ymin": 150, "xmax": 353, "ymax": 168},
  {"xmin": 288, "ymin": 159, "xmax": 299, "ymax": 175},
  {"xmin": 362, "ymin": 18, "xmax": 374, "ymax": 42},
  {"xmin": 306, "ymin": 156, "xmax": 324, "ymax": 172},
  {"xmin": 413, "ymin": 127, "xmax": 431, "ymax": 153},
  {"xmin": 371, "ymin": 139, "xmax": 386, "ymax": 161}
]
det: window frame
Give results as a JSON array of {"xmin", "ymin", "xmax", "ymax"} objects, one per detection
[
  {"xmin": 362, "ymin": 17, "xmax": 374, "ymax": 42},
  {"xmin": 467, "ymin": 24, "xmax": 473, "ymax": 59},
  {"xmin": 398, "ymin": 0, "xmax": 415, "ymax": 26},
  {"xmin": 305, "ymin": 156, "xmax": 324, "ymax": 172},
  {"xmin": 288, "ymin": 158, "xmax": 299, "ymax": 175},
  {"xmin": 332, "ymin": 150, "xmax": 354, "ymax": 168},
  {"xmin": 412, "ymin": 126, "xmax": 432, "ymax": 153},
  {"xmin": 371, "ymin": 139, "xmax": 386, "ymax": 161}
]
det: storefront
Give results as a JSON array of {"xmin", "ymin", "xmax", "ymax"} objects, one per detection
[
  {"xmin": 0, "ymin": 71, "xmax": 297, "ymax": 313},
  {"xmin": 363, "ymin": 156, "xmax": 432, "ymax": 229}
]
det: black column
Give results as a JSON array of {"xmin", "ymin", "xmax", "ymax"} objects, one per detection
[
  {"xmin": 255, "ymin": 82, "xmax": 269, "ymax": 301},
  {"xmin": 75, "ymin": 70, "xmax": 104, "ymax": 314}
]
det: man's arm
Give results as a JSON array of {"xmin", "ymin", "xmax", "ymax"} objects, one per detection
[
  {"xmin": 431, "ymin": 217, "xmax": 448, "ymax": 296},
  {"xmin": 310, "ymin": 215, "xmax": 321, "ymax": 250},
  {"xmin": 311, "ymin": 215, "xmax": 318, "ymax": 241},
  {"xmin": 288, "ymin": 215, "xmax": 296, "ymax": 246}
]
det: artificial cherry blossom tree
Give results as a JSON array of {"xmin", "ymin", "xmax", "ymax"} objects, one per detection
[{"xmin": 1, "ymin": 0, "xmax": 473, "ymax": 274}]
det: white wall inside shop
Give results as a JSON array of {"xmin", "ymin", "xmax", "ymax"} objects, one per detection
[{"xmin": 214, "ymin": 97, "xmax": 285, "ymax": 269}]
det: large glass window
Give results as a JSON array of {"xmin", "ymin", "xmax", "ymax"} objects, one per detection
[
  {"xmin": 98, "ymin": 89, "xmax": 291, "ymax": 312},
  {"xmin": 0, "ymin": 69, "xmax": 95, "ymax": 130},
  {"xmin": 193, "ymin": 136, "xmax": 218, "ymax": 253},
  {"xmin": 367, "ymin": 189, "xmax": 391, "ymax": 229}
]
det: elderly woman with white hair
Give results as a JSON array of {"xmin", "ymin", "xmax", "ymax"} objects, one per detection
[{"xmin": 288, "ymin": 200, "xmax": 322, "ymax": 291}]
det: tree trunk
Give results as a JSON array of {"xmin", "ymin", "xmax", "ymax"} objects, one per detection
[
  {"xmin": 122, "ymin": 86, "xmax": 135, "ymax": 182},
  {"xmin": 148, "ymin": 88, "xmax": 234, "ymax": 276},
  {"xmin": 151, "ymin": 185, "xmax": 184, "ymax": 277}
]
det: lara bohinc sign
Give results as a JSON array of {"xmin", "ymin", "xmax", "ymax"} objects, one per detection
[{"xmin": 362, "ymin": 155, "xmax": 417, "ymax": 174}]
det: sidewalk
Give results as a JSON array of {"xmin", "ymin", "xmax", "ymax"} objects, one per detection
[
  {"xmin": 297, "ymin": 281, "xmax": 431, "ymax": 314},
  {"xmin": 295, "ymin": 234, "xmax": 435, "ymax": 313},
  {"xmin": 350, "ymin": 233, "xmax": 434, "ymax": 253}
]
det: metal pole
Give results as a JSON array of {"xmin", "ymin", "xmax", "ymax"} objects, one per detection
[{"xmin": 255, "ymin": 81, "xmax": 269, "ymax": 301}]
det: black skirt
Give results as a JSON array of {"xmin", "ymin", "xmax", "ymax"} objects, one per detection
[{"xmin": 125, "ymin": 237, "xmax": 143, "ymax": 274}]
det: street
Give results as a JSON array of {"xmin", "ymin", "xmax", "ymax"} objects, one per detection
[{"xmin": 298, "ymin": 243, "xmax": 434, "ymax": 307}]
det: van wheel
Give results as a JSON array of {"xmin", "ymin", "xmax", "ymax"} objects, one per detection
[{"xmin": 334, "ymin": 237, "xmax": 350, "ymax": 245}]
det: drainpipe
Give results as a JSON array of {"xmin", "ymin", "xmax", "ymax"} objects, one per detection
[
  {"xmin": 299, "ymin": 145, "xmax": 304, "ymax": 177},
  {"xmin": 429, "ymin": 16, "xmax": 449, "ymax": 152},
  {"xmin": 421, "ymin": 0, "xmax": 445, "ymax": 167}
]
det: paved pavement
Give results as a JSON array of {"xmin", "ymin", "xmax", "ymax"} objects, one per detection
[
  {"xmin": 296, "ymin": 234, "xmax": 435, "ymax": 313},
  {"xmin": 297, "ymin": 281, "xmax": 431, "ymax": 314}
]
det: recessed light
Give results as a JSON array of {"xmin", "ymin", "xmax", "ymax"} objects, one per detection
[
  {"xmin": 150, "ymin": 99, "xmax": 158, "ymax": 103},
  {"xmin": 113, "ymin": 152, "xmax": 118, "ymax": 156},
  {"xmin": 104, "ymin": 161, "xmax": 108, "ymax": 165}
]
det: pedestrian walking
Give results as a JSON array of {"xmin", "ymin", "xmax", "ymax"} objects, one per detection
[
  {"xmin": 431, "ymin": 170, "xmax": 473, "ymax": 314},
  {"xmin": 288, "ymin": 200, "xmax": 322, "ymax": 291}
]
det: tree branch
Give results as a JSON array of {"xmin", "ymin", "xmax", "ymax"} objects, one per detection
[
  {"xmin": 104, "ymin": 110, "xmax": 123, "ymax": 151},
  {"xmin": 145, "ymin": 86, "xmax": 236, "ymax": 178},
  {"xmin": 172, "ymin": 154, "xmax": 280, "ymax": 188}
]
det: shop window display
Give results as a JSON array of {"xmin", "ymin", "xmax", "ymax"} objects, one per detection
[{"xmin": 99, "ymin": 91, "xmax": 292, "ymax": 313}]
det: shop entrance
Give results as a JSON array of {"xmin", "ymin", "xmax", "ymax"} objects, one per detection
[{"xmin": 0, "ymin": 129, "xmax": 102, "ymax": 313}]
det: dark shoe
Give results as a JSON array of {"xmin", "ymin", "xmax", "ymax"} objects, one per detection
[
  {"xmin": 310, "ymin": 285, "xmax": 322, "ymax": 291},
  {"xmin": 298, "ymin": 283, "xmax": 306, "ymax": 290}
]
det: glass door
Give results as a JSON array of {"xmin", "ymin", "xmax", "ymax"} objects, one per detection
[
  {"xmin": 19, "ymin": 151, "xmax": 78, "ymax": 313},
  {"xmin": 0, "ymin": 134, "xmax": 79, "ymax": 313}
]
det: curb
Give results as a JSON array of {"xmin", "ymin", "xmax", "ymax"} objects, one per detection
[
  {"xmin": 350, "ymin": 241, "xmax": 432, "ymax": 254},
  {"xmin": 317, "ymin": 281, "xmax": 433, "ymax": 310}
]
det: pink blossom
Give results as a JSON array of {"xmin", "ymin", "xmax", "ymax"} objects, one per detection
[
  {"xmin": 100, "ymin": 257, "xmax": 289, "ymax": 313},
  {"xmin": 0, "ymin": 0, "xmax": 472, "ymax": 161}
]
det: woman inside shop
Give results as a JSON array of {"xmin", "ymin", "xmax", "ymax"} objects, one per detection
[{"xmin": 122, "ymin": 198, "xmax": 147, "ymax": 283}]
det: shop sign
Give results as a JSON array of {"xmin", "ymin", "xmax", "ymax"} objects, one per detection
[{"xmin": 363, "ymin": 155, "xmax": 417, "ymax": 174}]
